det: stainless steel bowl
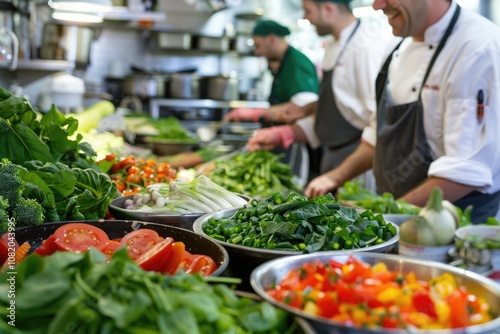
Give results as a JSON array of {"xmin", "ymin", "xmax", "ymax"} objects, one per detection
[
  {"xmin": 250, "ymin": 252, "xmax": 500, "ymax": 334},
  {"xmin": 14, "ymin": 220, "xmax": 229, "ymax": 277},
  {"xmin": 382, "ymin": 213, "xmax": 417, "ymax": 226},
  {"xmin": 109, "ymin": 195, "xmax": 202, "ymax": 230},
  {"xmin": 193, "ymin": 208, "xmax": 399, "ymax": 290},
  {"xmin": 110, "ymin": 195, "xmax": 251, "ymax": 231}
]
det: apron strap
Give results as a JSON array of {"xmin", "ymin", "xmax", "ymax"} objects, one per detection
[
  {"xmin": 419, "ymin": 5, "xmax": 461, "ymax": 96},
  {"xmin": 375, "ymin": 40, "xmax": 403, "ymax": 106},
  {"xmin": 333, "ymin": 19, "xmax": 361, "ymax": 69}
]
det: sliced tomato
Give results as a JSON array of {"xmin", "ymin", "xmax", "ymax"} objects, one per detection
[
  {"xmin": 136, "ymin": 237, "xmax": 174, "ymax": 272},
  {"xmin": 185, "ymin": 254, "xmax": 217, "ymax": 276},
  {"xmin": 53, "ymin": 223, "xmax": 109, "ymax": 253},
  {"xmin": 162, "ymin": 241, "xmax": 185, "ymax": 274},
  {"xmin": 177, "ymin": 250, "xmax": 194, "ymax": 272},
  {"xmin": 0, "ymin": 233, "xmax": 18, "ymax": 264},
  {"xmin": 120, "ymin": 229, "xmax": 161, "ymax": 260},
  {"xmin": 34, "ymin": 235, "xmax": 58, "ymax": 256},
  {"xmin": 102, "ymin": 240, "xmax": 122, "ymax": 261}
]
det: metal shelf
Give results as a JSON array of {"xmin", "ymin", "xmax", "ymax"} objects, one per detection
[
  {"xmin": 16, "ymin": 59, "xmax": 75, "ymax": 71},
  {"xmin": 149, "ymin": 98, "xmax": 269, "ymax": 119},
  {"xmin": 103, "ymin": 7, "xmax": 166, "ymax": 22}
]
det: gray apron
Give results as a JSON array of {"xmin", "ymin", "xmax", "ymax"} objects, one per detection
[
  {"xmin": 315, "ymin": 20, "xmax": 362, "ymax": 174},
  {"xmin": 374, "ymin": 5, "xmax": 500, "ymax": 224}
]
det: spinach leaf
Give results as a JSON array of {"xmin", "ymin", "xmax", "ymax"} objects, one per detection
[
  {"xmin": 16, "ymin": 271, "xmax": 71, "ymax": 309},
  {"xmin": 157, "ymin": 308, "xmax": 200, "ymax": 334}
]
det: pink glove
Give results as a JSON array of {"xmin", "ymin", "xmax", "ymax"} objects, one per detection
[
  {"xmin": 224, "ymin": 108, "xmax": 266, "ymax": 122},
  {"xmin": 247, "ymin": 125, "xmax": 295, "ymax": 151}
]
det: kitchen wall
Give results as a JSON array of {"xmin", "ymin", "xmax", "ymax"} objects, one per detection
[{"xmin": 14, "ymin": 0, "xmax": 498, "ymax": 109}]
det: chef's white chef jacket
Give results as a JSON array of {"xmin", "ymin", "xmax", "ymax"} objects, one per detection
[
  {"xmin": 298, "ymin": 17, "xmax": 398, "ymax": 149},
  {"xmin": 362, "ymin": 0, "xmax": 500, "ymax": 198}
]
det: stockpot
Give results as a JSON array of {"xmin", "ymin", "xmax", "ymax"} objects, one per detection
[
  {"xmin": 206, "ymin": 74, "xmax": 240, "ymax": 101},
  {"xmin": 123, "ymin": 73, "xmax": 168, "ymax": 98}
]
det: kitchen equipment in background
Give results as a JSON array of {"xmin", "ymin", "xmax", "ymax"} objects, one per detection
[
  {"xmin": 50, "ymin": 73, "xmax": 85, "ymax": 113},
  {"xmin": 0, "ymin": 1, "xmax": 15, "ymax": 30},
  {"xmin": 206, "ymin": 73, "xmax": 239, "ymax": 101},
  {"xmin": 157, "ymin": 32, "xmax": 192, "ymax": 50},
  {"xmin": 0, "ymin": 24, "xmax": 17, "ymax": 70},
  {"xmin": 196, "ymin": 35, "xmax": 230, "ymax": 52},
  {"xmin": 39, "ymin": 23, "xmax": 95, "ymax": 65},
  {"xmin": 169, "ymin": 72, "xmax": 203, "ymax": 99},
  {"xmin": 196, "ymin": 118, "xmax": 229, "ymax": 142},
  {"xmin": 123, "ymin": 73, "xmax": 168, "ymax": 98},
  {"xmin": 235, "ymin": 34, "xmax": 254, "ymax": 55}
]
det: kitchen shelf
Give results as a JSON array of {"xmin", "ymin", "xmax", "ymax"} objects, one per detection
[
  {"xmin": 103, "ymin": 7, "xmax": 166, "ymax": 22},
  {"xmin": 149, "ymin": 98, "xmax": 270, "ymax": 119},
  {"xmin": 16, "ymin": 59, "xmax": 75, "ymax": 71}
]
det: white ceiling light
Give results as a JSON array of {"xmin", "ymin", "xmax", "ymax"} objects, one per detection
[
  {"xmin": 48, "ymin": 0, "xmax": 112, "ymax": 14},
  {"xmin": 52, "ymin": 10, "xmax": 104, "ymax": 23}
]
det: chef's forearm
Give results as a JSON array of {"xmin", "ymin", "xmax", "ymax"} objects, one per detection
[
  {"xmin": 400, "ymin": 177, "xmax": 477, "ymax": 207},
  {"xmin": 325, "ymin": 141, "xmax": 374, "ymax": 185}
]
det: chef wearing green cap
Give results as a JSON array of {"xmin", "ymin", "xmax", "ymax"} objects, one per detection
[
  {"xmin": 224, "ymin": 19, "xmax": 319, "ymax": 123},
  {"xmin": 246, "ymin": 0, "xmax": 398, "ymax": 192}
]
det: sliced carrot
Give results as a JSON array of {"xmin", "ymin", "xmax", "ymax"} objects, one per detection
[
  {"xmin": 14, "ymin": 242, "xmax": 31, "ymax": 264},
  {"xmin": 1, "ymin": 241, "xmax": 31, "ymax": 269}
]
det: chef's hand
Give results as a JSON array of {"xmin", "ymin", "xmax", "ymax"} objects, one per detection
[
  {"xmin": 247, "ymin": 125, "xmax": 295, "ymax": 151},
  {"xmin": 224, "ymin": 108, "xmax": 266, "ymax": 122},
  {"xmin": 305, "ymin": 174, "xmax": 339, "ymax": 199}
]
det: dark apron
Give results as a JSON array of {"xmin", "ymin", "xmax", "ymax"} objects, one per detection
[
  {"xmin": 315, "ymin": 20, "xmax": 362, "ymax": 173},
  {"xmin": 374, "ymin": 5, "xmax": 500, "ymax": 223}
]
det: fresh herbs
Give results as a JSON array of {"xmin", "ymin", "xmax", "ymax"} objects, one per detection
[
  {"xmin": 0, "ymin": 248, "xmax": 294, "ymax": 334},
  {"xmin": 338, "ymin": 181, "xmax": 420, "ymax": 215},
  {"xmin": 203, "ymin": 191, "xmax": 397, "ymax": 252}
]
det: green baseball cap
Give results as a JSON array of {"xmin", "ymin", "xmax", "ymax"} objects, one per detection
[{"xmin": 252, "ymin": 20, "xmax": 291, "ymax": 37}]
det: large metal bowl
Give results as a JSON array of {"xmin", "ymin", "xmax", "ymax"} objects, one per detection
[
  {"xmin": 109, "ymin": 195, "xmax": 251, "ymax": 231},
  {"xmin": 14, "ymin": 220, "xmax": 229, "ymax": 277},
  {"xmin": 250, "ymin": 252, "xmax": 500, "ymax": 334},
  {"xmin": 193, "ymin": 208, "xmax": 399, "ymax": 290}
]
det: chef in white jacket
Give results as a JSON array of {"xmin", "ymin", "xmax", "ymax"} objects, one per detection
[
  {"xmin": 247, "ymin": 0, "xmax": 397, "ymax": 192},
  {"xmin": 306, "ymin": 0, "xmax": 500, "ymax": 223}
]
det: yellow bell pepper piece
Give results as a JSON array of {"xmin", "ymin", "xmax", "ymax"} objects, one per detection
[{"xmin": 376, "ymin": 287, "xmax": 401, "ymax": 303}]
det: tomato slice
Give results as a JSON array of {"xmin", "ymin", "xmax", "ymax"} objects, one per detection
[
  {"xmin": 177, "ymin": 250, "xmax": 194, "ymax": 272},
  {"xmin": 136, "ymin": 237, "xmax": 174, "ymax": 272},
  {"xmin": 120, "ymin": 229, "xmax": 161, "ymax": 260},
  {"xmin": 102, "ymin": 240, "xmax": 122, "ymax": 261},
  {"xmin": 0, "ymin": 233, "xmax": 18, "ymax": 264},
  {"xmin": 162, "ymin": 241, "xmax": 185, "ymax": 274},
  {"xmin": 53, "ymin": 223, "xmax": 109, "ymax": 253},
  {"xmin": 185, "ymin": 254, "xmax": 217, "ymax": 276},
  {"xmin": 34, "ymin": 235, "xmax": 58, "ymax": 256}
]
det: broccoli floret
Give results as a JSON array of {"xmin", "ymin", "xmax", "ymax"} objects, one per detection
[
  {"xmin": 0, "ymin": 195, "xmax": 9, "ymax": 234},
  {"xmin": 0, "ymin": 159, "xmax": 24, "ymax": 209},
  {"xmin": 13, "ymin": 198, "xmax": 45, "ymax": 227}
]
